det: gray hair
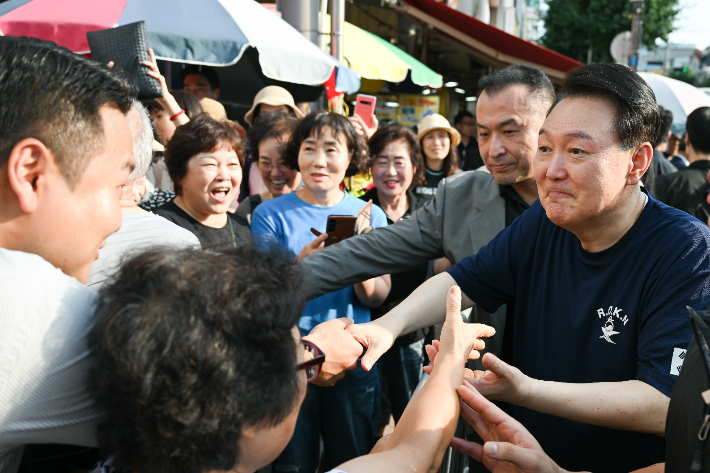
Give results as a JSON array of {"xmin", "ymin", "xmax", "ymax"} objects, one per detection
[{"xmin": 126, "ymin": 99, "xmax": 153, "ymax": 183}]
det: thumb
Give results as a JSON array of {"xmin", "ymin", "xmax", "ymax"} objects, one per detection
[
  {"xmin": 360, "ymin": 340, "xmax": 385, "ymax": 372},
  {"xmin": 483, "ymin": 442, "xmax": 542, "ymax": 471},
  {"xmin": 482, "ymin": 353, "xmax": 510, "ymax": 378},
  {"xmin": 314, "ymin": 233, "xmax": 328, "ymax": 246},
  {"xmin": 446, "ymin": 286, "xmax": 462, "ymax": 322}
]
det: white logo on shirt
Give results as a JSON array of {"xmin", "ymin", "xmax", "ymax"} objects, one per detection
[
  {"xmin": 597, "ymin": 307, "xmax": 627, "ymax": 344},
  {"xmin": 670, "ymin": 348, "xmax": 686, "ymax": 376}
]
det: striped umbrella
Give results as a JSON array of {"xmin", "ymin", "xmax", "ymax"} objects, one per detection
[
  {"xmin": 0, "ymin": 0, "xmax": 360, "ymax": 103},
  {"xmin": 638, "ymin": 72, "xmax": 710, "ymax": 132}
]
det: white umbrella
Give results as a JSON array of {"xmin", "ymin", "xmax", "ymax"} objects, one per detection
[{"xmin": 638, "ymin": 72, "xmax": 710, "ymax": 132}]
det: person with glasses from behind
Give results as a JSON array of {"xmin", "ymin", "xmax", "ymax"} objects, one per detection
[
  {"xmin": 237, "ymin": 113, "xmax": 301, "ymax": 225},
  {"xmin": 88, "ymin": 244, "xmax": 495, "ymax": 473}
]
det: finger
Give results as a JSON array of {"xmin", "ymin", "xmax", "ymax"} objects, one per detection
[
  {"xmin": 425, "ymin": 343, "xmax": 438, "ymax": 365},
  {"xmin": 468, "ymin": 349, "xmax": 481, "ymax": 360},
  {"xmin": 107, "ymin": 61, "xmax": 114, "ymax": 68},
  {"xmin": 148, "ymin": 48, "xmax": 156, "ymax": 63},
  {"xmin": 482, "ymin": 442, "xmax": 543, "ymax": 471},
  {"xmin": 446, "ymin": 286, "xmax": 462, "ymax": 320},
  {"xmin": 313, "ymin": 232, "xmax": 328, "ymax": 246},
  {"xmin": 360, "ymin": 339, "xmax": 385, "ymax": 372},
  {"xmin": 472, "ymin": 338, "xmax": 486, "ymax": 351},
  {"xmin": 450, "ymin": 437, "xmax": 483, "ymax": 460},
  {"xmin": 460, "ymin": 399, "xmax": 491, "ymax": 440},
  {"xmin": 423, "ymin": 365, "xmax": 432, "ymax": 375},
  {"xmin": 469, "ymin": 323, "xmax": 497, "ymax": 339},
  {"xmin": 432, "ymin": 339, "xmax": 441, "ymax": 351},
  {"xmin": 460, "ymin": 381, "xmax": 512, "ymax": 426}
]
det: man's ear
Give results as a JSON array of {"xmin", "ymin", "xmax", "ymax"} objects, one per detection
[
  {"xmin": 628, "ymin": 142, "xmax": 653, "ymax": 186},
  {"xmin": 685, "ymin": 134, "xmax": 691, "ymax": 151},
  {"xmin": 6, "ymin": 138, "xmax": 54, "ymax": 213}
]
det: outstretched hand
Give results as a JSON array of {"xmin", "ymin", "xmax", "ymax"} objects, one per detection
[
  {"xmin": 452, "ymin": 382, "xmax": 565, "ymax": 473},
  {"xmin": 142, "ymin": 48, "xmax": 169, "ymax": 99},
  {"xmin": 304, "ymin": 318, "xmax": 364, "ymax": 387},
  {"xmin": 296, "ymin": 231, "xmax": 328, "ymax": 261},
  {"xmin": 437, "ymin": 286, "xmax": 495, "ymax": 362},
  {"xmin": 346, "ymin": 320, "xmax": 397, "ymax": 371}
]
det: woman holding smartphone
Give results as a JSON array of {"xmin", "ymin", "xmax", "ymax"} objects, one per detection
[{"xmin": 251, "ymin": 111, "xmax": 390, "ymax": 473}]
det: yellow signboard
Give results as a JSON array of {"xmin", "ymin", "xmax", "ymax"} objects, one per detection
[{"xmin": 397, "ymin": 95, "xmax": 441, "ymax": 127}]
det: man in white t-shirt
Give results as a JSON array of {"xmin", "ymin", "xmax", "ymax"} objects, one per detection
[
  {"xmin": 87, "ymin": 101, "xmax": 200, "ymax": 290},
  {"xmin": 0, "ymin": 37, "xmax": 135, "ymax": 472}
]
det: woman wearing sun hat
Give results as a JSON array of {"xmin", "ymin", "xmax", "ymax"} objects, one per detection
[
  {"xmin": 415, "ymin": 113, "xmax": 461, "ymax": 199},
  {"xmin": 244, "ymin": 85, "xmax": 305, "ymax": 126}
]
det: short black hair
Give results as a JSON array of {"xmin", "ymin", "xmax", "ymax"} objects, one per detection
[
  {"xmin": 686, "ymin": 106, "xmax": 710, "ymax": 155},
  {"xmin": 247, "ymin": 112, "xmax": 300, "ymax": 162},
  {"xmin": 90, "ymin": 244, "xmax": 305, "ymax": 473},
  {"xmin": 453, "ymin": 110, "xmax": 474, "ymax": 125},
  {"xmin": 165, "ymin": 114, "xmax": 245, "ymax": 195},
  {"xmin": 180, "ymin": 64, "xmax": 220, "ymax": 90},
  {"xmin": 478, "ymin": 64, "xmax": 555, "ymax": 109},
  {"xmin": 0, "ymin": 36, "xmax": 133, "ymax": 188},
  {"xmin": 368, "ymin": 124, "xmax": 426, "ymax": 188},
  {"xmin": 554, "ymin": 64, "xmax": 661, "ymax": 150},
  {"xmin": 655, "ymin": 105, "xmax": 674, "ymax": 148},
  {"xmin": 284, "ymin": 111, "xmax": 368, "ymax": 177}
]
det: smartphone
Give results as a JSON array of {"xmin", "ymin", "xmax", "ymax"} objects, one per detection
[
  {"xmin": 354, "ymin": 94, "xmax": 377, "ymax": 129},
  {"xmin": 324, "ymin": 215, "xmax": 358, "ymax": 247}
]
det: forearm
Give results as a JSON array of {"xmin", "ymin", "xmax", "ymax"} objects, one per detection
[
  {"xmin": 521, "ymin": 379, "xmax": 669, "ymax": 436},
  {"xmin": 374, "ymin": 272, "xmax": 473, "ymax": 338},
  {"xmin": 337, "ymin": 351, "xmax": 464, "ymax": 473},
  {"xmin": 298, "ymin": 219, "xmax": 443, "ymax": 300},
  {"xmin": 354, "ymin": 275, "xmax": 391, "ymax": 308}
]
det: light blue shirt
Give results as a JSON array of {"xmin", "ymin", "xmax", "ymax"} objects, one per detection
[{"xmin": 251, "ymin": 191, "xmax": 387, "ymax": 334}]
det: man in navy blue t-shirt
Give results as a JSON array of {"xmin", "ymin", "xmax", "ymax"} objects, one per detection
[{"xmin": 349, "ymin": 64, "xmax": 710, "ymax": 472}]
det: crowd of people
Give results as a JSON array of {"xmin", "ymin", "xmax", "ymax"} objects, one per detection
[{"xmin": 3, "ymin": 32, "xmax": 710, "ymax": 473}]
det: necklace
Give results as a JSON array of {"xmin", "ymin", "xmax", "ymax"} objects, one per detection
[{"xmin": 227, "ymin": 216, "xmax": 237, "ymax": 248}]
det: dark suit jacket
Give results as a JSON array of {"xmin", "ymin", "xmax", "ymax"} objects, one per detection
[
  {"xmin": 655, "ymin": 160, "xmax": 710, "ymax": 223},
  {"xmin": 298, "ymin": 170, "xmax": 509, "ymax": 358}
]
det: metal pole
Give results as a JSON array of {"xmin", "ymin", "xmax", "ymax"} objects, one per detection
[
  {"xmin": 629, "ymin": 0, "xmax": 644, "ymax": 70},
  {"xmin": 330, "ymin": 0, "xmax": 345, "ymax": 63},
  {"xmin": 277, "ymin": 0, "xmax": 319, "ymax": 44}
]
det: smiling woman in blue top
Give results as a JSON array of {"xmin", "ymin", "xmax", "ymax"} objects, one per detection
[
  {"xmin": 251, "ymin": 111, "xmax": 391, "ymax": 473},
  {"xmin": 347, "ymin": 63, "xmax": 710, "ymax": 473}
]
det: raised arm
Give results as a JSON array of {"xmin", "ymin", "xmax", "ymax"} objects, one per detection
[
  {"xmin": 348, "ymin": 272, "xmax": 474, "ymax": 371},
  {"xmin": 335, "ymin": 287, "xmax": 495, "ymax": 473},
  {"xmin": 297, "ymin": 183, "xmax": 452, "ymax": 299}
]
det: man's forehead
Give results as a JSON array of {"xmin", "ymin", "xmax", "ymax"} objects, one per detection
[
  {"xmin": 184, "ymin": 73, "xmax": 210, "ymax": 86},
  {"xmin": 542, "ymin": 96, "xmax": 616, "ymax": 142},
  {"xmin": 476, "ymin": 85, "xmax": 537, "ymax": 124}
]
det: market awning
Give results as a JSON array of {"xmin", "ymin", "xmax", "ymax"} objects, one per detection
[
  {"xmin": 321, "ymin": 15, "xmax": 442, "ymax": 89},
  {"xmin": 396, "ymin": 0, "xmax": 581, "ymax": 83}
]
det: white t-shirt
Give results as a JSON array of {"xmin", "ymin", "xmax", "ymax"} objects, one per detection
[
  {"xmin": 0, "ymin": 249, "xmax": 101, "ymax": 473},
  {"xmin": 87, "ymin": 211, "xmax": 201, "ymax": 290}
]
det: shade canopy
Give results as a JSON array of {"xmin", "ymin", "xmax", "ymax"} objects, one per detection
[
  {"xmin": 638, "ymin": 72, "xmax": 710, "ymax": 132},
  {"xmin": 397, "ymin": 0, "xmax": 581, "ymax": 84},
  {"xmin": 323, "ymin": 17, "xmax": 442, "ymax": 88},
  {"xmin": 0, "ymin": 0, "xmax": 361, "ymax": 99}
]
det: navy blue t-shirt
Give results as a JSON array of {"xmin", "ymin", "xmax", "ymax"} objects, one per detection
[{"xmin": 448, "ymin": 192, "xmax": 710, "ymax": 473}]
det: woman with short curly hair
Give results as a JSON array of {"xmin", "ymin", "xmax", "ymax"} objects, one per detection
[
  {"xmin": 152, "ymin": 114, "xmax": 250, "ymax": 248},
  {"xmin": 251, "ymin": 111, "xmax": 390, "ymax": 473}
]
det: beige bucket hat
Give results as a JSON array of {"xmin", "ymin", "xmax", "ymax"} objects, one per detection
[
  {"xmin": 416, "ymin": 113, "xmax": 461, "ymax": 147},
  {"xmin": 244, "ymin": 86, "xmax": 305, "ymax": 125},
  {"xmin": 199, "ymin": 97, "xmax": 228, "ymax": 121}
]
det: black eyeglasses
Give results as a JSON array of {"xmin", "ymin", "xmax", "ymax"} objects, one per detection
[{"xmin": 296, "ymin": 340, "xmax": 325, "ymax": 383}]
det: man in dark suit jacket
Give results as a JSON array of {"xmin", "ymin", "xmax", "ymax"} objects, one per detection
[
  {"xmin": 299, "ymin": 65, "xmax": 554, "ymax": 373},
  {"xmin": 656, "ymin": 107, "xmax": 710, "ymax": 222}
]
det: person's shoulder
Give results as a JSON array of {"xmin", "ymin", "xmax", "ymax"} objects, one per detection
[
  {"xmin": 648, "ymin": 196, "xmax": 710, "ymax": 244},
  {"xmin": 0, "ymin": 248, "xmax": 97, "ymax": 313},
  {"xmin": 441, "ymin": 169, "xmax": 498, "ymax": 192},
  {"xmin": 125, "ymin": 212, "xmax": 201, "ymax": 248}
]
